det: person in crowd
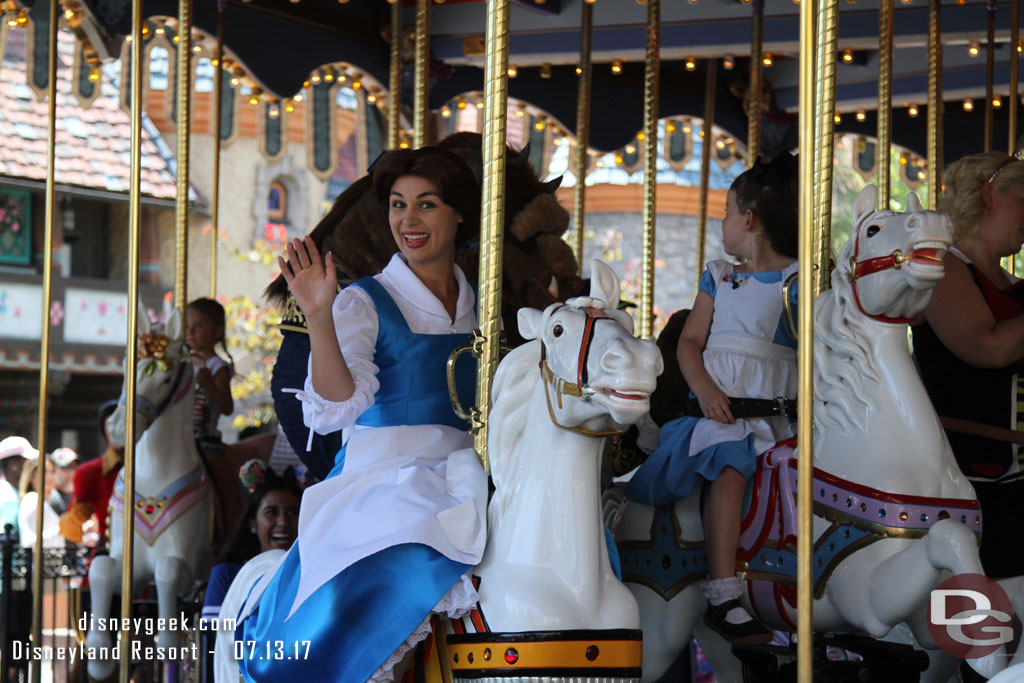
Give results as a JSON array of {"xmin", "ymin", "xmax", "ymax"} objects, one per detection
[
  {"xmin": 59, "ymin": 401, "xmax": 122, "ymax": 547},
  {"xmin": 201, "ymin": 462, "xmax": 302, "ymax": 625},
  {"xmin": 627, "ymin": 153, "xmax": 800, "ymax": 645},
  {"xmin": 0, "ymin": 436, "xmax": 35, "ymax": 534},
  {"xmin": 18, "ymin": 453, "xmax": 64, "ymax": 549},
  {"xmin": 49, "ymin": 447, "xmax": 78, "ymax": 515},
  {"xmin": 913, "ymin": 151, "xmax": 1024, "ymax": 579},
  {"xmin": 238, "ymin": 147, "xmax": 487, "ymax": 682}
]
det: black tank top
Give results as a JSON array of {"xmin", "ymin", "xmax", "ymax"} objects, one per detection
[{"xmin": 913, "ymin": 259, "xmax": 1024, "ymax": 481}]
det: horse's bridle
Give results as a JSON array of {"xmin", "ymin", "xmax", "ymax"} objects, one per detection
[
  {"xmin": 119, "ymin": 344, "xmax": 192, "ymax": 428},
  {"xmin": 846, "ymin": 222, "xmax": 917, "ymax": 324},
  {"xmin": 539, "ymin": 305, "xmax": 629, "ymax": 438}
]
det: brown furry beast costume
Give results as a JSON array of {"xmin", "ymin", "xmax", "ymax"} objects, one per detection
[{"xmin": 266, "ymin": 133, "xmax": 582, "ymax": 477}]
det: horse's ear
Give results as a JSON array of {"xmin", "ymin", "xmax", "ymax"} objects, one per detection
[
  {"xmin": 517, "ymin": 307, "xmax": 543, "ymax": 341},
  {"xmin": 906, "ymin": 192, "xmax": 923, "ymax": 213},
  {"xmin": 589, "ymin": 260, "xmax": 621, "ymax": 309},
  {"xmin": 853, "ymin": 185, "xmax": 879, "ymax": 230},
  {"xmin": 541, "ymin": 176, "xmax": 563, "ymax": 193},
  {"xmin": 165, "ymin": 307, "xmax": 183, "ymax": 341},
  {"xmin": 138, "ymin": 303, "xmax": 152, "ymax": 336}
]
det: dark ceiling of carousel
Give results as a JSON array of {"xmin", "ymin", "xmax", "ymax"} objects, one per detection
[{"xmin": 70, "ymin": 0, "xmax": 1023, "ymax": 162}]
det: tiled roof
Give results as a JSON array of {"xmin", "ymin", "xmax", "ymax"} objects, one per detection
[{"xmin": 0, "ymin": 29, "xmax": 178, "ymax": 200}]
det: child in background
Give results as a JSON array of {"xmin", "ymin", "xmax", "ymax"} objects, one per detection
[
  {"xmin": 627, "ymin": 152, "xmax": 800, "ymax": 645},
  {"xmin": 186, "ymin": 298, "xmax": 235, "ymax": 451}
]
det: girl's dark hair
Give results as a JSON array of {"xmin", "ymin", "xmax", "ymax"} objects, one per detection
[
  {"xmin": 214, "ymin": 475, "xmax": 303, "ymax": 565},
  {"xmin": 729, "ymin": 151, "xmax": 799, "ymax": 259},
  {"xmin": 372, "ymin": 147, "xmax": 481, "ymax": 246},
  {"xmin": 186, "ymin": 297, "xmax": 234, "ymax": 368}
]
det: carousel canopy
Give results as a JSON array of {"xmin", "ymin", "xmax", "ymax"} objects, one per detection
[{"xmin": 65, "ymin": 0, "xmax": 1023, "ymax": 162}]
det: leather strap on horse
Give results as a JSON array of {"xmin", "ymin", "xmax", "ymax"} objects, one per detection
[
  {"xmin": 686, "ymin": 396, "xmax": 797, "ymax": 420},
  {"xmin": 939, "ymin": 415, "xmax": 1024, "ymax": 446}
]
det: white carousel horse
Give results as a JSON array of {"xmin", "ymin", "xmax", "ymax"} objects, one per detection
[
  {"xmin": 612, "ymin": 186, "xmax": 1010, "ymax": 682},
  {"xmin": 86, "ymin": 307, "xmax": 214, "ymax": 680},
  {"xmin": 216, "ymin": 261, "xmax": 663, "ymax": 682}
]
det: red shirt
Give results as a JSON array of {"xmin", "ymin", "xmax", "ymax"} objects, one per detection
[{"xmin": 67, "ymin": 448, "xmax": 122, "ymax": 541}]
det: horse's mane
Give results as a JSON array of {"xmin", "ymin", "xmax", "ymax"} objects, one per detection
[
  {"xmin": 813, "ymin": 237, "xmax": 883, "ymax": 435},
  {"xmin": 487, "ymin": 339, "xmax": 542, "ymax": 525}
]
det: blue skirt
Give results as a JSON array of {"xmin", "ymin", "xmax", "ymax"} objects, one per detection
[
  {"xmin": 626, "ymin": 416, "xmax": 757, "ymax": 506},
  {"xmin": 238, "ymin": 541, "xmax": 468, "ymax": 681}
]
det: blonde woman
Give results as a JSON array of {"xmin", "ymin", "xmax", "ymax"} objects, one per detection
[{"xmin": 913, "ymin": 151, "xmax": 1024, "ymax": 579}]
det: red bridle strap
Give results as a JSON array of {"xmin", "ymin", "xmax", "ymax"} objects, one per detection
[{"xmin": 848, "ymin": 224, "xmax": 917, "ymax": 325}]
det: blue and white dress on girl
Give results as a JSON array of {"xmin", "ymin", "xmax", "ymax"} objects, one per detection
[
  {"xmin": 628, "ymin": 259, "xmax": 799, "ymax": 505},
  {"xmin": 236, "ymin": 253, "xmax": 488, "ymax": 682}
]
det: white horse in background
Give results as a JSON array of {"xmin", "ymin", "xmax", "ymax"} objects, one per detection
[
  {"xmin": 217, "ymin": 261, "xmax": 663, "ymax": 682},
  {"xmin": 613, "ymin": 186, "xmax": 1011, "ymax": 682},
  {"xmin": 87, "ymin": 307, "xmax": 214, "ymax": 680}
]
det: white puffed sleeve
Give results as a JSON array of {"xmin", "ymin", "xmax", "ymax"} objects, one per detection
[{"xmin": 283, "ymin": 287, "xmax": 381, "ymax": 451}]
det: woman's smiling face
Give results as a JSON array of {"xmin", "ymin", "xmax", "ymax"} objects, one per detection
[
  {"xmin": 250, "ymin": 489, "xmax": 300, "ymax": 553},
  {"xmin": 388, "ymin": 175, "xmax": 462, "ymax": 271}
]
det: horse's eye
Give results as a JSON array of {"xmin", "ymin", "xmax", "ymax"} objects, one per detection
[
  {"xmin": 866, "ymin": 225, "xmax": 881, "ymax": 237},
  {"xmin": 552, "ymin": 324, "xmax": 564, "ymax": 337}
]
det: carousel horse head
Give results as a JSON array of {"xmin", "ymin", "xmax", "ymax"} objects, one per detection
[
  {"xmin": 516, "ymin": 260, "xmax": 663, "ymax": 433},
  {"xmin": 107, "ymin": 305, "xmax": 191, "ymax": 446},
  {"xmin": 834, "ymin": 184, "xmax": 953, "ymax": 323}
]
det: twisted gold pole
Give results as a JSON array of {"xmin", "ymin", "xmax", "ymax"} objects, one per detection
[
  {"xmin": 31, "ymin": 1, "xmax": 58, "ymax": 676},
  {"xmin": 927, "ymin": 0, "xmax": 943, "ymax": 209},
  {"xmin": 877, "ymin": 0, "xmax": 894, "ymax": 210},
  {"xmin": 1012, "ymin": 0, "xmax": 1021, "ymax": 276},
  {"xmin": 748, "ymin": 0, "xmax": 764, "ymax": 167},
  {"xmin": 695, "ymin": 59, "xmax": 716, "ymax": 298},
  {"xmin": 985, "ymin": 0, "xmax": 996, "ymax": 152},
  {"xmin": 121, "ymin": 0, "xmax": 144, "ymax": 679},
  {"xmin": 413, "ymin": 0, "xmax": 429, "ymax": 148},
  {"xmin": 472, "ymin": 0, "xmax": 510, "ymax": 472},
  {"xmin": 814, "ymin": 0, "xmax": 838, "ymax": 296},
  {"xmin": 388, "ymin": 0, "xmax": 401, "ymax": 150},
  {"xmin": 174, "ymin": 0, "xmax": 192, "ymax": 316},
  {"xmin": 639, "ymin": 0, "xmax": 660, "ymax": 340},
  {"xmin": 1010, "ymin": 0, "xmax": 1020, "ymax": 156},
  {"xmin": 797, "ymin": 0, "xmax": 815, "ymax": 680},
  {"xmin": 210, "ymin": 0, "xmax": 223, "ymax": 298},
  {"xmin": 571, "ymin": 0, "xmax": 593, "ymax": 274}
]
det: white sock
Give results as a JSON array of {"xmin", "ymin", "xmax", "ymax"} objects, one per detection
[{"xmin": 702, "ymin": 576, "xmax": 756, "ymax": 625}]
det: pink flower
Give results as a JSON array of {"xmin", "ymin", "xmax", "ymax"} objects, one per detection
[
  {"xmin": 50, "ymin": 300, "xmax": 64, "ymax": 327},
  {"xmin": 10, "ymin": 223, "xmax": 18, "ymax": 232},
  {"xmin": 98, "ymin": 302, "xmax": 109, "ymax": 315}
]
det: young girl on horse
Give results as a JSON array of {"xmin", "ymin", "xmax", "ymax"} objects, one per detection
[
  {"xmin": 238, "ymin": 147, "xmax": 487, "ymax": 682},
  {"xmin": 627, "ymin": 152, "xmax": 799, "ymax": 645},
  {"xmin": 186, "ymin": 297, "xmax": 235, "ymax": 452}
]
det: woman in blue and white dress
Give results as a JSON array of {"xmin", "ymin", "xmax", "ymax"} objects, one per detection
[{"xmin": 238, "ymin": 147, "xmax": 487, "ymax": 682}]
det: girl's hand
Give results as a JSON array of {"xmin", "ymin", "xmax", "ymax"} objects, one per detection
[
  {"xmin": 696, "ymin": 385, "xmax": 735, "ymax": 424},
  {"xmin": 194, "ymin": 366, "xmax": 213, "ymax": 389},
  {"xmin": 279, "ymin": 237, "xmax": 338, "ymax": 326}
]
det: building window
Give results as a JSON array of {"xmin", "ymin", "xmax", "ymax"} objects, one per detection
[
  {"xmin": 195, "ymin": 58, "xmax": 214, "ymax": 94},
  {"xmin": 148, "ymin": 46, "xmax": 169, "ymax": 91},
  {"xmin": 268, "ymin": 182, "xmax": 287, "ymax": 221}
]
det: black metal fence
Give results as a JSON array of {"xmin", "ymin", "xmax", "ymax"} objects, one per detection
[{"xmin": 0, "ymin": 526, "xmax": 90, "ymax": 683}]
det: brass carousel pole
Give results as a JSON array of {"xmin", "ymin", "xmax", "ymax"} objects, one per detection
[
  {"xmin": 797, "ymin": 0, "xmax": 816, "ymax": 679},
  {"xmin": 1011, "ymin": 0, "xmax": 1020, "ymax": 275},
  {"xmin": 639, "ymin": 0, "xmax": 660, "ymax": 340},
  {"xmin": 877, "ymin": 0, "xmax": 894, "ymax": 210},
  {"xmin": 121, "ymin": 0, "xmax": 145, "ymax": 678},
  {"xmin": 985, "ymin": 0, "xmax": 996, "ymax": 152},
  {"xmin": 209, "ymin": 0, "xmax": 223, "ymax": 298},
  {"xmin": 413, "ymin": 0, "xmax": 429, "ymax": 148},
  {"xmin": 31, "ymin": 0, "xmax": 58, "ymax": 676},
  {"xmin": 1010, "ymin": 0, "xmax": 1020, "ymax": 156},
  {"xmin": 814, "ymin": 0, "xmax": 839, "ymax": 290},
  {"xmin": 174, "ymin": 0, "xmax": 192, "ymax": 315},
  {"xmin": 694, "ymin": 59, "xmax": 716, "ymax": 298},
  {"xmin": 927, "ymin": 0, "xmax": 943, "ymax": 209},
  {"xmin": 472, "ymin": 0, "xmax": 510, "ymax": 473},
  {"xmin": 748, "ymin": 0, "xmax": 764, "ymax": 167},
  {"xmin": 571, "ymin": 0, "xmax": 593, "ymax": 274},
  {"xmin": 387, "ymin": 0, "xmax": 401, "ymax": 150}
]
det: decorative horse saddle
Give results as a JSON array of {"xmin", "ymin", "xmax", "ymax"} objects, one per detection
[{"xmin": 618, "ymin": 439, "xmax": 982, "ymax": 631}]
